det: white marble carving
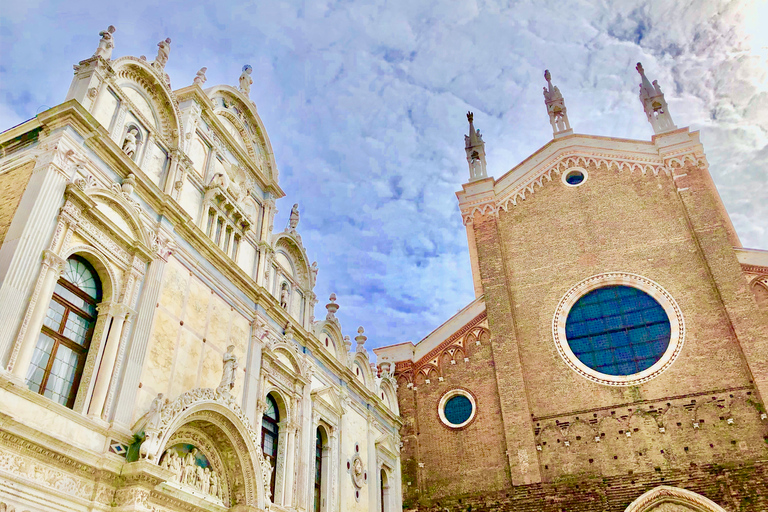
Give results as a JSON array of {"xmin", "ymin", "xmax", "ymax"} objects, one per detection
[
  {"xmin": 239, "ymin": 65, "xmax": 253, "ymax": 97},
  {"xmin": 217, "ymin": 344, "xmax": 239, "ymax": 397},
  {"xmin": 194, "ymin": 67, "xmax": 207, "ymax": 85},
  {"xmin": 93, "ymin": 25, "xmax": 116, "ymax": 60}
]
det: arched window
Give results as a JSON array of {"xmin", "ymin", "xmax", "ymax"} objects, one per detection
[
  {"xmin": 25, "ymin": 256, "xmax": 102, "ymax": 408},
  {"xmin": 380, "ymin": 468, "xmax": 389, "ymax": 512},
  {"xmin": 314, "ymin": 427, "xmax": 323, "ymax": 512},
  {"xmin": 261, "ymin": 393, "xmax": 279, "ymax": 497}
]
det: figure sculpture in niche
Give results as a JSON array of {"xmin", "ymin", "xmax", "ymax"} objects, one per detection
[
  {"xmin": 194, "ymin": 67, "xmax": 207, "ymax": 85},
  {"xmin": 122, "ymin": 127, "xmax": 139, "ymax": 159},
  {"xmin": 239, "ymin": 65, "xmax": 253, "ymax": 97},
  {"xmin": 280, "ymin": 283, "xmax": 290, "ymax": 309},
  {"xmin": 153, "ymin": 38, "xmax": 172, "ymax": 71},
  {"xmin": 289, "ymin": 203, "xmax": 300, "ymax": 230},
  {"xmin": 195, "ymin": 465, "xmax": 206, "ymax": 491},
  {"xmin": 217, "ymin": 345, "xmax": 239, "ymax": 396},
  {"xmin": 93, "ymin": 25, "xmax": 116, "ymax": 60}
]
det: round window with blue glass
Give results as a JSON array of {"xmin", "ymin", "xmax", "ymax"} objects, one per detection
[
  {"xmin": 553, "ymin": 273, "xmax": 685, "ymax": 386},
  {"xmin": 438, "ymin": 389, "xmax": 476, "ymax": 428}
]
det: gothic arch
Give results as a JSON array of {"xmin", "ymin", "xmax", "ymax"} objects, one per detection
[{"xmin": 624, "ymin": 486, "xmax": 727, "ymax": 512}]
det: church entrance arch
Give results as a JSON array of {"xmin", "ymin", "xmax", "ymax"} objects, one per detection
[
  {"xmin": 137, "ymin": 388, "xmax": 268, "ymax": 510},
  {"xmin": 624, "ymin": 486, "xmax": 728, "ymax": 512}
]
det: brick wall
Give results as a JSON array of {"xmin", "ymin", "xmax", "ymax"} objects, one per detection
[
  {"xmin": 406, "ymin": 461, "xmax": 768, "ymax": 512},
  {"xmin": 0, "ymin": 161, "xmax": 35, "ymax": 246}
]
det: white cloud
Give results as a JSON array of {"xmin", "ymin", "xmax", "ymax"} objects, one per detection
[{"xmin": 1, "ymin": 0, "xmax": 766, "ymax": 351}]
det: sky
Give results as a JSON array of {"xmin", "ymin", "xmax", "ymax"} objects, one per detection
[{"xmin": 2, "ymin": 0, "xmax": 767, "ymax": 351}]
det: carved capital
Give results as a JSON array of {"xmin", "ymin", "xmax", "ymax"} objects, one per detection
[{"xmin": 42, "ymin": 250, "xmax": 66, "ymax": 276}]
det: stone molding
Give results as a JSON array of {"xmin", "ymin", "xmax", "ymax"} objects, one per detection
[
  {"xmin": 552, "ymin": 272, "xmax": 685, "ymax": 386},
  {"xmin": 461, "ymin": 151, "xmax": 705, "ymax": 224},
  {"xmin": 394, "ymin": 312, "xmax": 486, "ymax": 381},
  {"xmin": 624, "ymin": 485, "xmax": 727, "ymax": 512}
]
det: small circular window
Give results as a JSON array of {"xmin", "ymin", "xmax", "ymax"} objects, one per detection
[
  {"xmin": 562, "ymin": 168, "xmax": 587, "ymax": 187},
  {"xmin": 553, "ymin": 273, "xmax": 685, "ymax": 386},
  {"xmin": 438, "ymin": 389, "xmax": 476, "ymax": 428}
]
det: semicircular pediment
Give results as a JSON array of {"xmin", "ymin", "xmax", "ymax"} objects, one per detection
[
  {"xmin": 111, "ymin": 57, "xmax": 183, "ymax": 148},
  {"xmin": 206, "ymin": 85, "xmax": 278, "ymax": 183}
]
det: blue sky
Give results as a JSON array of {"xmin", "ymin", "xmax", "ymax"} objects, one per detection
[{"xmin": 2, "ymin": 0, "xmax": 767, "ymax": 350}]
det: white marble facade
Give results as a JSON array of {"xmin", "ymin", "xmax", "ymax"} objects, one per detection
[{"xmin": 0, "ymin": 28, "xmax": 401, "ymax": 512}]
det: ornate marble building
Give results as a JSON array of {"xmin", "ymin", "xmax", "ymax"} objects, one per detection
[
  {"xmin": 0, "ymin": 27, "xmax": 401, "ymax": 512},
  {"xmin": 375, "ymin": 67, "xmax": 768, "ymax": 511}
]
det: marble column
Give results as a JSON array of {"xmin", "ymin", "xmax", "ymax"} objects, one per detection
[
  {"xmin": 112, "ymin": 244, "xmax": 172, "ymax": 427},
  {"xmin": 88, "ymin": 303, "xmax": 129, "ymax": 418},
  {"xmin": 10, "ymin": 250, "xmax": 66, "ymax": 379}
]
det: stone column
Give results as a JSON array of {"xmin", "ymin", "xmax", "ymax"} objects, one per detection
[
  {"xmin": 73, "ymin": 302, "xmax": 113, "ymax": 413},
  {"xmin": 331, "ymin": 419, "xmax": 341, "ymax": 512},
  {"xmin": 112, "ymin": 240, "xmax": 173, "ymax": 427},
  {"xmin": 283, "ymin": 420, "xmax": 298, "ymax": 507},
  {"xmin": 296, "ymin": 386, "xmax": 313, "ymax": 511},
  {"xmin": 392, "ymin": 434, "xmax": 403, "ymax": 512},
  {"xmin": 0, "ymin": 142, "xmax": 74, "ymax": 368},
  {"xmin": 367, "ymin": 413, "xmax": 377, "ymax": 512},
  {"xmin": 88, "ymin": 303, "xmax": 130, "ymax": 418},
  {"xmin": 10, "ymin": 250, "xmax": 66, "ymax": 379}
]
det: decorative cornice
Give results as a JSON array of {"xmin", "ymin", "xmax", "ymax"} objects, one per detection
[{"xmin": 396, "ymin": 312, "xmax": 487, "ymax": 378}]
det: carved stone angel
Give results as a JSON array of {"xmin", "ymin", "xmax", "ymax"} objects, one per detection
[{"xmin": 93, "ymin": 26, "xmax": 116, "ymax": 60}]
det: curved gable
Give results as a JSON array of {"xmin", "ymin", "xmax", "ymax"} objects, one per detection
[
  {"xmin": 111, "ymin": 57, "xmax": 183, "ymax": 148},
  {"xmin": 205, "ymin": 85, "xmax": 278, "ymax": 183}
]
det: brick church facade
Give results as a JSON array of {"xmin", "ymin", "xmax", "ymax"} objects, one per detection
[{"xmin": 375, "ymin": 66, "xmax": 768, "ymax": 512}]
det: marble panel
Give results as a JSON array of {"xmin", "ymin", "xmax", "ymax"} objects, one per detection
[
  {"xmin": 200, "ymin": 344, "xmax": 222, "ymax": 390},
  {"xmin": 170, "ymin": 328, "xmax": 202, "ymax": 397},
  {"xmin": 186, "ymin": 276, "xmax": 210, "ymax": 336},
  {"xmin": 140, "ymin": 308, "xmax": 178, "ymax": 395},
  {"xmin": 188, "ymin": 135, "xmax": 208, "ymax": 177},
  {"xmin": 143, "ymin": 143, "xmax": 168, "ymax": 186},
  {"xmin": 158, "ymin": 258, "xmax": 188, "ymax": 319},
  {"xmin": 179, "ymin": 177, "xmax": 202, "ymax": 221},
  {"xmin": 92, "ymin": 88, "xmax": 119, "ymax": 131},
  {"xmin": 206, "ymin": 295, "xmax": 231, "ymax": 349},
  {"xmin": 237, "ymin": 240, "xmax": 256, "ymax": 277},
  {"xmin": 0, "ymin": 388, "xmax": 106, "ymax": 453},
  {"xmin": 230, "ymin": 312, "xmax": 249, "ymax": 356},
  {"xmin": 122, "ymin": 86, "xmax": 157, "ymax": 128}
]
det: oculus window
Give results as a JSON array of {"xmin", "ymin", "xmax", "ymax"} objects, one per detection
[
  {"xmin": 438, "ymin": 389, "xmax": 476, "ymax": 429},
  {"xmin": 553, "ymin": 273, "xmax": 685, "ymax": 386},
  {"xmin": 565, "ymin": 285, "xmax": 670, "ymax": 376}
]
